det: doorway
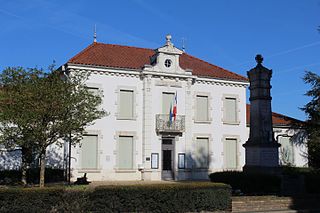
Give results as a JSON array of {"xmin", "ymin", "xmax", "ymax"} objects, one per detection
[{"xmin": 161, "ymin": 138, "xmax": 174, "ymax": 180}]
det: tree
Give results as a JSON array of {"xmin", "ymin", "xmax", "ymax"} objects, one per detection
[
  {"xmin": 0, "ymin": 66, "xmax": 107, "ymax": 187},
  {"xmin": 301, "ymin": 71, "xmax": 320, "ymax": 168}
]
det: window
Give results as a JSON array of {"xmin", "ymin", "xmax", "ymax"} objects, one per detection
[
  {"xmin": 196, "ymin": 95, "xmax": 209, "ymax": 121},
  {"xmin": 178, "ymin": 153, "xmax": 185, "ymax": 169},
  {"xmin": 224, "ymin": 138, "xmax": 237, "ymax": 169},
  {"xmin": 87, "ymin": 87, "xmax": 99, "ymax": 95},
  {"xmin": 224, "ymin": 97, "xmax": 237, "ymax": 124},
  {"xmin": 162, "ymin": 92, "xmax": 175, "ymax": 114},
  {"xmin": 164, "ymin": 59, "xmax": 172, "ymax": 68},
  {"xmin": 80, "ymin": 135, "xmax": 98, "ymax": 170},
  {"xmin": 118, "ymin": 136, "xmax": 134, "ymax": 169},
  {"xmin": 279, "ymin": 137, "xmax": 294, "ymax": 165},
  {"xmin": 119, "ymin": 90, "xmax": 134, "ymax": 119},
  {"xmin": 195, "ymin": 137, "xmax": 209, "ymax": 169}
]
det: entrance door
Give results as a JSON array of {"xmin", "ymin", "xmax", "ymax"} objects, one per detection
[{"xmin": 162, "ymin": 138, "xmax": 174, "ymax": 180}]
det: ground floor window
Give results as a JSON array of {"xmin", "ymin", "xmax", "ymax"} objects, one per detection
[
  {"xmin": 195, "ymin": 137, "xmax": 209, "ymax": 169},
  {"xmin": 118, "ymin": 136, "xmax": 134, "ymax": 169},
  {"xmin": 279, "ymin": 136, "xmax": 294, "ymax": 165},
  {"xmin": 80, "ymin": 135, "xmax": 98, "ymax": 169},
  {"xmin": 224, "ymin": 138, "xmax": 238, "ymax": 169}
]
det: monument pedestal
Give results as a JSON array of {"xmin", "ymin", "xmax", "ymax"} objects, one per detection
[{"xmin": 243, "ymin": 142, "xmax": 281, "ymax": 174}]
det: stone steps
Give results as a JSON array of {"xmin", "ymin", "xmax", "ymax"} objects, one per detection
[{"xmin": 232, "ymin": 195, "xmax": 320, "ymax": 213}]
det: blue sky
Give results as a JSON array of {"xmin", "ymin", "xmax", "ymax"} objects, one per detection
[{"xmin": 1, "ymin": 0, "xmax": 319, "ymax": 120}]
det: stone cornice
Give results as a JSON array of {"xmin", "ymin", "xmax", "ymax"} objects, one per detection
[{"xmin": 66, "ymin": 63, "xmax": 248, "ymax": 87}]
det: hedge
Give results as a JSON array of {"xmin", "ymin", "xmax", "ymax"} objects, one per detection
[
  {"xmin": 0, "ymin": 168, "xmax": 64, "ymax": 185},
  {"xmin": 0, "ymin": 182, "xmax": 231, "ymax": 212},
  {"xmin": 282, "ymin": 167, "xmax": 320, "ymax": 194},
  {"xmin": 209, "ymin": 171, "xmax": 281, "ymax": 195}
]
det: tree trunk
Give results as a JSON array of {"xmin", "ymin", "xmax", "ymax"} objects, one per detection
[
  {"xmin": 21, "ymin": 147, "xmax": 27, "ymax": 186},
  {"xmin": 39, "ymin": 150, "xmax": 46, "ymax": 188}
]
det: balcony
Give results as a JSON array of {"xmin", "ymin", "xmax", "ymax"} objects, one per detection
[{"xmin": 156, "ymin": 114, "xmax": 185, "ymax": 134}]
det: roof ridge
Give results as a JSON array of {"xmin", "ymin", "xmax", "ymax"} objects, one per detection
[
  {"xmin": 271, "ymin": 111, "xmax": 301, "ymax": 122},
  {"xmin": 97, "ymin": 42, "xmax": 155, "ymax": 52},
  {"xmin": 68, "ymin": 42, "xmax": 156, "ymax": 64},
  {"xmin": 183, "ymin": 53, "xmax": 248, "ymax": 81},
  {"xmin": 246, "ymin": 104, "xmax": 303, "ymax": 123}
]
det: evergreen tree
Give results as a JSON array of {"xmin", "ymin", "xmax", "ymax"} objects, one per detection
[{"xmin": 302, "ymin": 71, "xmax": 320, "ymax": 168}]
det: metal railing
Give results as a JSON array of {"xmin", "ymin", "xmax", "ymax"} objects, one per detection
[{"xmin": 156, "ymin": 114, "xmax": 185, "ymax": 133}]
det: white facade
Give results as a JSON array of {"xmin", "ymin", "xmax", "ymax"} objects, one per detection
[
  {"xmin": 0, "ymin": 36, "xmax": 308, "ymax": 181},
  {"xmin": 65, "ymin": 37, "xmax": 249, "ymax": 181}
]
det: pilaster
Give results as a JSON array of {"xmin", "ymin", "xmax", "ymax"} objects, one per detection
[
  {"xmin": 142, "ymin": 74, "xmax": 153, "ymax": 179},
  {"xmin": 185, "ymin": 78, "xmax": 193, "ymax": 170}
]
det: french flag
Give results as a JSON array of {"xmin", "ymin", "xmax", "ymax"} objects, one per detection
[{"xmin": 173, "ymin": 92, "xmax": 177, "ymax": 121}]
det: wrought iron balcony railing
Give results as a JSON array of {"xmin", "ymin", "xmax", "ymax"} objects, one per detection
[{"xmin": 156, "ymin": 114, "xmax": 185, "ymax": 133}]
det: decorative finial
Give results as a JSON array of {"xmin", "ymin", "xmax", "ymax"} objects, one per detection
[
  {"xmin": 166, "ymin": 34, "xmax": 172, "ymax": 46},
  {"xmin": 93, "ymin": 24, "xmax": 97, "ymax": 43},
  {"xmin": 182, "ymin": 37, "xmax": 186, "ymax": 52},
  {"xmin": 255, "ymin": 54, "xmax": 263, "ymax": 64}
]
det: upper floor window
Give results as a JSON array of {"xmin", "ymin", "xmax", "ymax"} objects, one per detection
[
  {"xmin": 196, "ymin": 95, "xmax": 209, "ymax": 122},
  {"xmin": 119, "ymin": 89, "xmax": 134, "ymax": 119},
  {"xmin": 223, "ymin": 96, "xmax": 238, "ymax": 124},
  {"xmin": 87, "ymin": 87, "xmax": 99, "ymax": 95},
  {"xmin": 162, "ymin": 92, "xmax": 175, "ymax": 114}
]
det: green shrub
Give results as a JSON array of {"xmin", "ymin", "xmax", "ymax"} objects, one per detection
[
  {"xmin": 281, "ymin": 167, "xmax": 320, "ymax": 194},
  {"xmin": 87, "ymin": 182, "xmax": 231, "ymax": 212},
  {"xmin": 0, "ymin": 182, "xmax": 231, "ymax": 212},
  {"xmin": 304, "ymin": 171, "xmax": 320, "ymax": 193},
  {"xmin": 209, "ymin": 171, "xmax": 281, "ymax": 195}
]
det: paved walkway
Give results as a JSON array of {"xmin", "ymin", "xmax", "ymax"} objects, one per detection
[{"xmin": 88, "ymin": 180, "xmax": 178, "ymax": 188}]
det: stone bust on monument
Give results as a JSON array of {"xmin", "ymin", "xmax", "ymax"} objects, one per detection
[{"xmin": 243, "ymin": 54, "xmax": 281, "ymax": 173}]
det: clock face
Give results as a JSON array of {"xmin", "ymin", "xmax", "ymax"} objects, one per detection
[{"xmin": 164, "ymin": 59, "xmax": 172, "ymax": 68}]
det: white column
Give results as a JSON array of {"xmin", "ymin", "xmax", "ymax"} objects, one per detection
[
  {"xmin": 142, "ymin": 74, "xmax": 153, "ymax": 179},
  {"xmin": 185, "ymin": 78, "xmax": 193, "ymax": 174}
]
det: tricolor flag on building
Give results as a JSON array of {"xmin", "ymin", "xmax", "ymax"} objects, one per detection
[
  {"xmin": 169, "ymin": 102, "xmax": 173, "ymax": 125},
  {"xmin": 169, "ymin": 92, "xmax": 177, "ymax": 125},
  {"xmin": 173, "ymin": 92, "xmax": 177, "ymax": 121}
]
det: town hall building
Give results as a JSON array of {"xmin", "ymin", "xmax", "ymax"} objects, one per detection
[
  {"xmin": 0, "ymin": 35, "xmax": 307, "ymax": 181},
  {"xmin": 61, "ymin": 35, "xmax": 306, "ymax": 181}
]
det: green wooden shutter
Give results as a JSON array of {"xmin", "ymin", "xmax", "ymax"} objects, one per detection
[
  {"xmin": 279, "ymin": 137, "xmax": 294, "ymax": 165},
  {"xmin": 195, "ymin": 138, "xmax": 209, "ymax": 168},
  {"xmin": 225, "ymin": 138, "xmax": 237, "ymax": 169},
  {"xmin": 118, "ymin": 136, "xmax": 134, "ymax": 169},
  {"xmin": 196, "ymin": 96, "xmax": 208, "ymax": 121},
  {"xmin": 225, "ymin": 97, "xmax": 237, "ymax": 122},
  {"xmin": 162, "ymin": 93, "xmax": 175, "ymax": 114},
  {"xmin": 81, "ymin": 135, "xmax": 98, "ymax": 169},
  {"xmin": 120, "ymin": 90, "xmax": 134, "ymax": 118}
]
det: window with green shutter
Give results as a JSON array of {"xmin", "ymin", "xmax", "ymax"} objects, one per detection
[
  {"xmin": 80, "ymin": 135, "xmax": 98, "ymax": 169},
  {"xmin": 195, "ymin": 137, "xmax": 209, "ymax": 168},
  {"xmin": 196, "ymin": 95, "xmax": 209, "ymax": 121},
  {"xmin": 119, "ymin": 90, "xmax": 134, "ymax": 119},
  {"xmin": 224, "ymin": 138, "xmax": 237, "ymax": 169},
  {"xmin": 118, "ymin": 136, "xmax": 134, "ymax": 169},
  {"xmin": 224, "ymin": 97, "xmax": 237, "ymax": 123},
  {"xmin": 279, "ymin": 136, "xmax": 294, "ymax": 165}
]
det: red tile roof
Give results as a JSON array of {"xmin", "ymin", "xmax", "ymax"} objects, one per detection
[
  {"xmin": 246, "ymin": 104, "xmax": 303, "ymax": 126},
  {"xmin": 68, "ymin": 42, "xmax": 248, "ymax": 82}
]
